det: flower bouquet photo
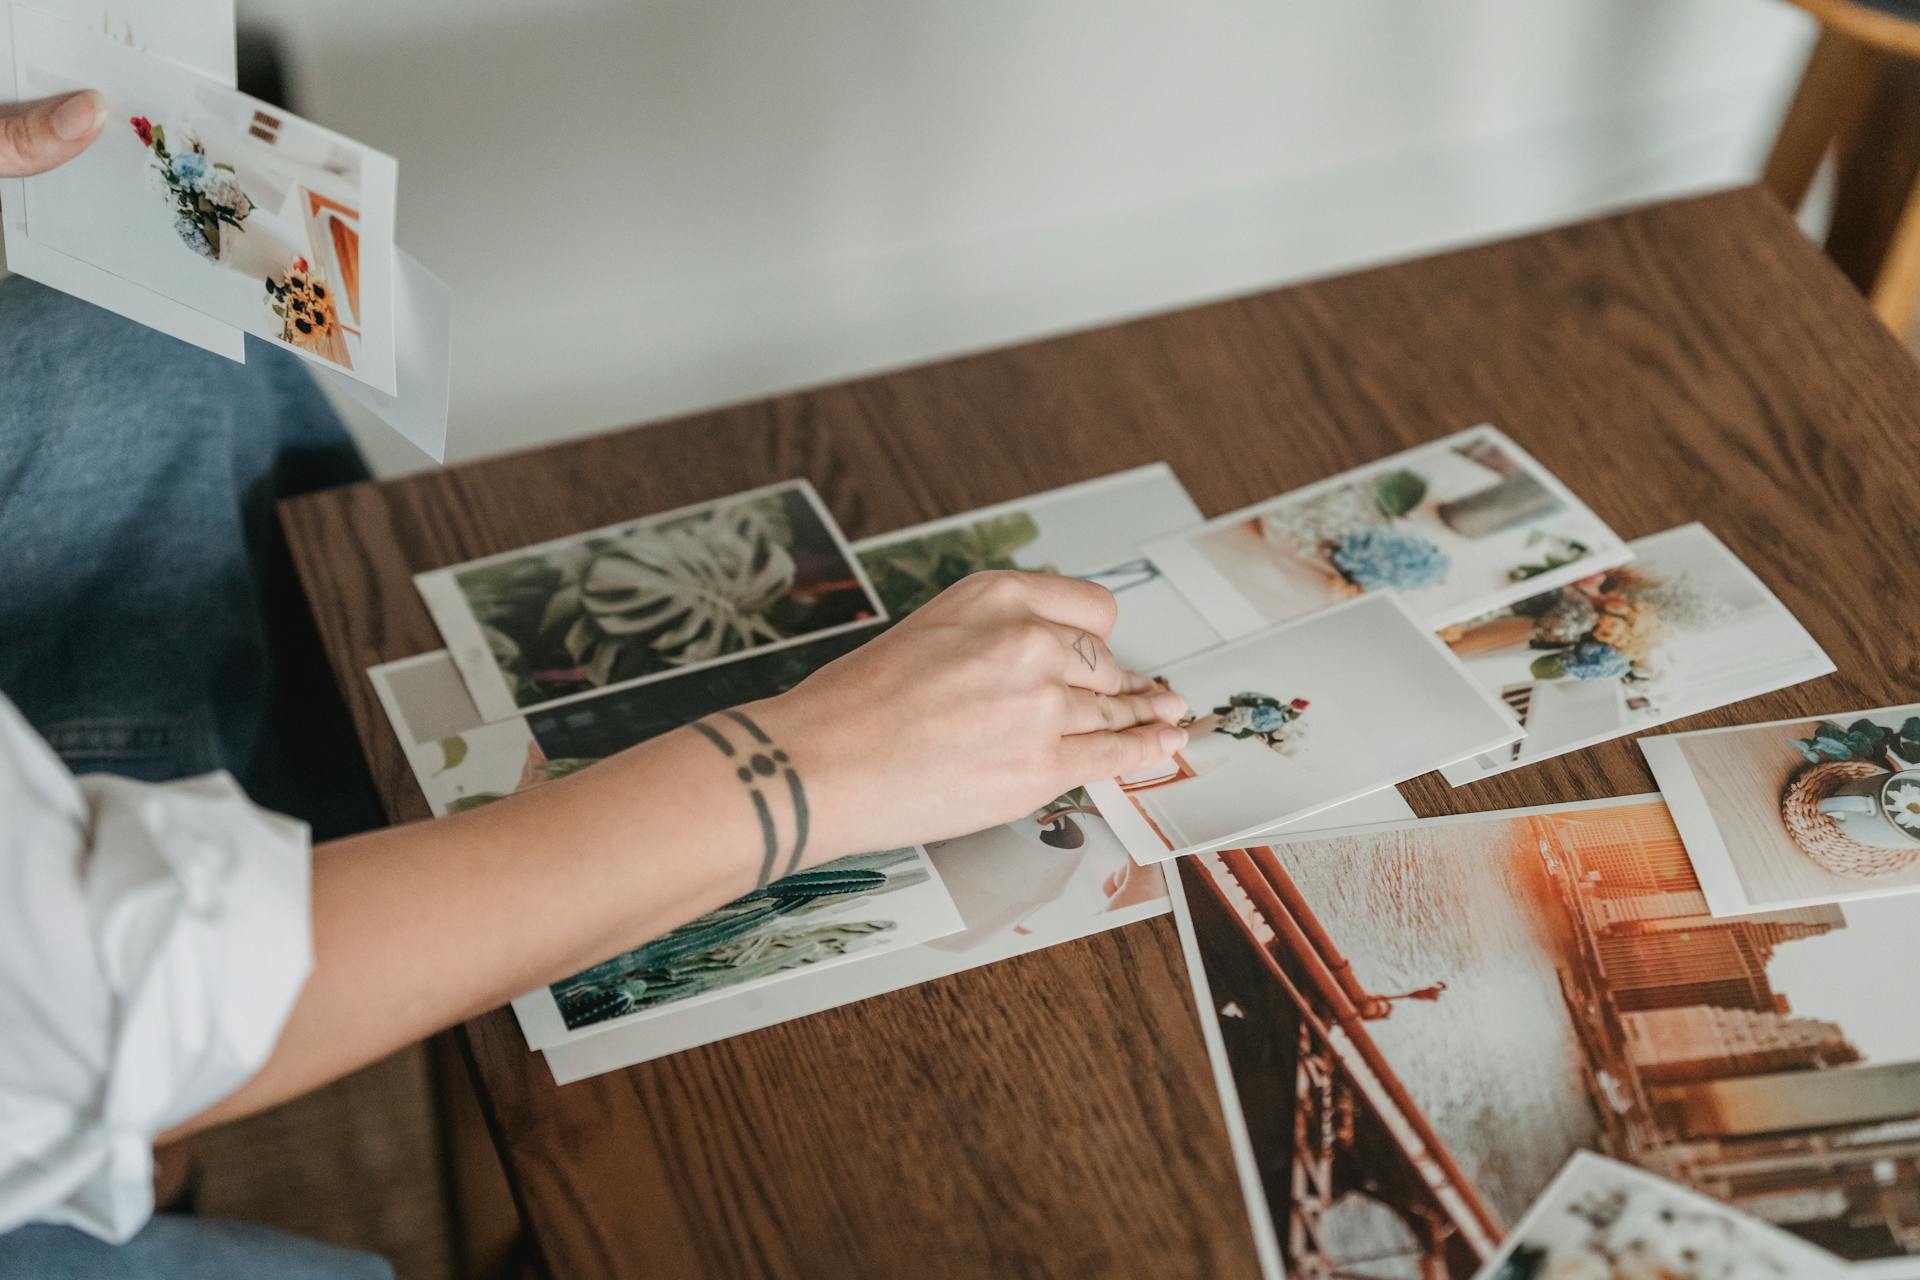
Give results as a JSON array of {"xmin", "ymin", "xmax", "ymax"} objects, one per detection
[
  {"xmin": 265, "ymin": 256, "xmax": 347, "ymax": 363},
  {"xmin": 13, "ymin": 8, "xmax": 400, "ymax": 392},
  {"xmin": 1445, "ymin": 556, "xmax": 1732, "ymax": 691},
  {"xmin": 1189, "ymin": 691, "xmax": 1311, "ymax": 756},
  {"xmin": 1145, "ymin": 425, "xmax": 1630, "ymax": 635},
  {"xmin": 1441, "ymin": 524, "xmax": 1832, "ymax": 787},
  {"xmin": 131, "ymin": 115, "xmax": 253, "ymax": 260}
]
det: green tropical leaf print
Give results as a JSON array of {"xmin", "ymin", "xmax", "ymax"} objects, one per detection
[
  {"xmin": 1373, "ymin": 469, "xmax": 1428, "ymax": 519},
  {"xmin": 858, "ymin": 512, "xmax": 1046, "ymax": 616}
]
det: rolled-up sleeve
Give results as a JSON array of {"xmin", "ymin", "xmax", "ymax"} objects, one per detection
[{"xmin": 0, "ymin": 697, "xmax": 311, "ymax": 1242}]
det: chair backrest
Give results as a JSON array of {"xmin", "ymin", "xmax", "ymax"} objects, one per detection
[{"xmin": 1795, "ymin": 0, "xmax": 1920, "ymax": 58}]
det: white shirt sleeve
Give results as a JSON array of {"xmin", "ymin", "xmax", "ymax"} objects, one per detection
[{"xmin": 0, "ymin": 696, "xmax": 313, "ymax": 1243}]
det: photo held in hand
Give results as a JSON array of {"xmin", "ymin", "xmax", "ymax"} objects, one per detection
[{"xmin": 13, "ymin": 6, "xmax": 399, "ymax": 391}]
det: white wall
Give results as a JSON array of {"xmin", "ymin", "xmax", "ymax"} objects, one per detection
[{"xmin": 232, "ymin": 0, "xmax": 1816, "ymax": 475}]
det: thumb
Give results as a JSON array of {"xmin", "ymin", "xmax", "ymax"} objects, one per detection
[{"xmin": 0, "ymin": 90, "xmax": 107, "ymax": 179}]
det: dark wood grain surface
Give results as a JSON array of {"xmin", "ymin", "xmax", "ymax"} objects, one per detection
[{"xmin": 281, "ymin": 186, "xmax": 1920, "ymax": 1280}]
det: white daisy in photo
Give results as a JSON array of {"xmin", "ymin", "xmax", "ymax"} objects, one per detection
[{"xmin": 1886, "ymin": 782, "xmax": 1920, "ymax": 832}]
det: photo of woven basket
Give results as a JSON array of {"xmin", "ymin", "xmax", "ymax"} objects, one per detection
[{"xmin": 1782, "ymin": 761, "xmax": 1920, "ymax": 879}]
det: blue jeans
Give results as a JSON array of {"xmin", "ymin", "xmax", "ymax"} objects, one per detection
[
  {"xmin": 0, "ymin": 275, "xmax": 382, "ymax": 829},
  {"xmin": 0, "ymin": 1219, "xmax": 392, "ymax": 1280},
  {"xmin": 0, "ymin": 277, "xmax": 389, "ymax": 1276}
]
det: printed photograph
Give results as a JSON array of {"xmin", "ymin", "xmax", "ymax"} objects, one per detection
[
  {"xmin": 529, "ymin": 848, "xmax": 955, "ymax": 1041},
  {"xmin": 916, "ymin": 805, "xmax": 1167, "ymax": 948},
  {"xmin": 15, "ymin": 6, "xmax": 398, "ymax": 391},
  {"xmin": 1643, "ymin": 703, "xmax": 1920, "ymax": 917},
  {"xmin": 369, "ymin": 631, "xmax": 963, "ymax": 1051},
  {"xmin": 1438, "ymin": 524, "xmax": 1832, "ymax": 785},
  {"xmin": 1144, "ymin": 425, "xmax": 1630, "ymax": 635},
  {"xmin": 1086, "ymin": 592, "xmax": 1521, "ymax": 863},
  {"xmin": 853, "ymin": 466, "xmax": 1219, "ymax": 673},
  {"xmin": 0, "ymin": 0, "xmax": 245, "ymax": 359},
  {"xmin": 855, "ymin": 462, "xmax": 1202, "ymax": 608},
  {"xmin": 1170, "ymin": 795, "xmax": 1920, "ymax": 1278},
  {"xmin": 415, "ymin": 480, "xmax": 885, "ymax": 723},
  {"xmin": 1476, "ymin": 1152, "xmax": 1844, "ymax": 1280}
]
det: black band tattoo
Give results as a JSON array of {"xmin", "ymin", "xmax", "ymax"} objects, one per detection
[
  {"xmin": 720, "ymin": 708, "xmax": 772, "ymax": 744},
  {"xmin": 690, "ymin": 710, "xmax": 809, "ymax": 888},
  {"xmin": 1071, "ymin": 630, "xmax": 1098, "ymax": 674},
  {"xmin": 689, "ymin": 720, "xmax": 735, "ymax": 756}
]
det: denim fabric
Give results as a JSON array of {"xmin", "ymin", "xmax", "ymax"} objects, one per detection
[
  {"xmin": 0, "ymin": 275, "xmax": 381, "ymax": 834},
  {"xmin": 0, "ymin": 277, "xmax": 389, "ymax": 1276},
  {"xmin": 0, "ymin": 1217, "xmax": 393, "ymax": 1280}
]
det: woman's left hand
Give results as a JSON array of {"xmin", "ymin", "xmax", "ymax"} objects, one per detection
[{"xmin": 0, "ymin": 90, "xmax": 106, "ymax": 179}]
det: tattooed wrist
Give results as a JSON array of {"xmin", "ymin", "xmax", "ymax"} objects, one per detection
[{"xmin": 688, "ymin": 708, "xmax": 810, "ymax": 889}]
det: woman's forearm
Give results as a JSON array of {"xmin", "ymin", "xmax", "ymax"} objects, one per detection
[{"xmin": 171, "ymin": 701, "xmax": 814, "ymax": 1138}]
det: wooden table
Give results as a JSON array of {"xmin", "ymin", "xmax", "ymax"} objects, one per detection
[{"xmin": 282, "ymin": 187, "xmax": 1920, "ymax": 1280}]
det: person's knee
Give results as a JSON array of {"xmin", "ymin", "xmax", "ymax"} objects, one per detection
[{"xmin": 0, "ymin": 275, "xmax": 330, "ymax": 466}]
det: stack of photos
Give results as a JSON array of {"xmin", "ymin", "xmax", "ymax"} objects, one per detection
[
  {"xmin": 1144, "ymin": 425, "xmax": 1631, "ymax": 634},
  {"xmin": 1085, "ymin": 592, "xmax": 1522, "ymax": 863},
  {"xmin": 1169, "ymin": 795, "xmax": 1920, "ymax": 1277},
  {"xmin": 13, "ymin": 5, "xmax": 399, "ymax": 391},
  {"xmin": 1474, "ymin": 1152, "xmax": 1845, "ymax": 1280},
  {"xmin": 414, "ymin": 480, "xmax": 886, "ymax": 723},
  {"xmin": 386, "ymin": 464, "xmax": 1337, "ymax": 1081},
  {"xmin": 373, "ymin": 630, "xmax": 968, "ymax": 1064},
  {"xmin": 1643, "ymin": 703, "xmax": 1920, "ymax": 917},
  {"xmin": 1439, "ymin": 524, "xmax": 1833, "ymax": 785}
]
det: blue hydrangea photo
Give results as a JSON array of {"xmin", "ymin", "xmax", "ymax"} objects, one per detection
[{"xmin": 1145, "ymin": 425, "xmax": 1631, "ymax": 634}]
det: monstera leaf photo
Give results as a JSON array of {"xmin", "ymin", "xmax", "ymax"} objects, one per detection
[{"xmin": 421, "ymin": 481, "xmax": 883, "ymax": 715}]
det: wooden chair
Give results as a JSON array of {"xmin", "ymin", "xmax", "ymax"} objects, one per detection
[{"xmin": 1765, "ymin": 0, "xmax": 1920, "ymax": 334}]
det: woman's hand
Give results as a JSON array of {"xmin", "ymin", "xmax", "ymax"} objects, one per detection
[
  {"xmin": 748, "ymin": 570, "xmax": 1188, "ymax": 860},
  {"xmin": 0, "ymin": 89, "xmax": 105, "ymax": 178}
]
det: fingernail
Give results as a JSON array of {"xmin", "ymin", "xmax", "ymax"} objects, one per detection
[
  {"xmin": 1151, "ymin": 692, "xmax": 1187, "ymax": 722},
  {"xmin": 51, "ymin": 90, "xmax": 105, "ymax": 142},
  {"xmin": 1159, "ymin": 726, "xmax": 1188, "ymax": 754}
]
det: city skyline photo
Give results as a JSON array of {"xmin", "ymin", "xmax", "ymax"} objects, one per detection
[{"xmin": 1177, "ymin": 794, "xmax": 1920, "ymax": 1278}]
